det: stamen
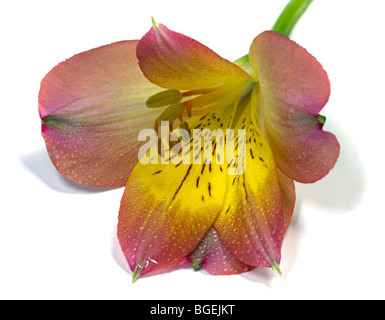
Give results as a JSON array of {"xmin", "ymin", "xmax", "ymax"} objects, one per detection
[
  {"xmin": 180, "ymin": 88, "xmax": 217, "ymax": 118},
  {"xmin": 181, "ymin": 88, "xmax": 216, "ymax": 98},
  {"xmin": 146, "ymin": 90, "xmax": 183, "ymax": 108},
  {"xmin": 154, "ymin": 102, "xmax": 184, "ymax": 133},
  {"xmin": 182, "ymin": 80, "xmax": 255, "ymax": 118}
]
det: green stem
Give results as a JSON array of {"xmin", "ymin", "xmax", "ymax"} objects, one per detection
[
  {"xmin": 271, "ymin": 0, "xmax": 313, "ymax": 37},
  {"xmin": 234, "ymin": 0, "xmax": 313, "ymax": 65}
]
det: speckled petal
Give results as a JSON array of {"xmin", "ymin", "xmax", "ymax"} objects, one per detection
[
  {"xmin": 188, "ymin": 169, "xmax": 294, "ymax": 275},
  {"xmin": 213, "ymin": 102, "xmax": 285, "ymax": 269},
  {"xmin": 189, "ymin": 170, "xmax": 294, "ymax": 275},
  {"xmin": 249, "ymin": 31, "xmax": 340, "ymax": 183},
  {"xmin": 118, "ymin": 106, "xmax": 235, "ymax": 279},
  {"xmin": 39, "ymin": 41, "xmax": 162, "ymax": 188},
  {"xmin": 136, "ymin": 22, "xmax": 252, "ymax": 90},
  {"xmin": 118, "ymin": 96, "xmax": 292, "ymax": 278}
]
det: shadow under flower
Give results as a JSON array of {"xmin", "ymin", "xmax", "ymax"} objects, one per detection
[
  {"xmin": 20, "ymin": 148, "xmax": 115, "ymax": 194},
  {"xmin": 295, "ymin": 118, "xmax": 366, "ymax": 214}
]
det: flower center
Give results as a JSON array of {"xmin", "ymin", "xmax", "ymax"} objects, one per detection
[{"xmin": 147, "ymin": 79, "xmax": 256, "ymax": 131}]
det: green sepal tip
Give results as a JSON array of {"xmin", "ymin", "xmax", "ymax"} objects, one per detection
[
  {"xmin": 271, "ymin": 261, "xmax": 283, "ymax": 276},
  {"xmin": 151, "ymin": 16, "xmax": 160, "ymax": 29},
  {"xmin": 132, "ymin": 266, "xmax": 141, "ymax": 284},
  {"xmin": 192, "ymin": 263, "xmax": 202, "ymax": 271},
  {"xmin": 317, "ymin": 114, "xmax": 326, "ymax": 124}
]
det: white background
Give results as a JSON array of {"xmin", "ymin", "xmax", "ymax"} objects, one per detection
[{"xmin": 1, "ymin": 0, "xmax": 384, "ymax": 300}]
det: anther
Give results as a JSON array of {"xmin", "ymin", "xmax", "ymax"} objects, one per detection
[{"xmin": 146, "ymin": 90, "xmax": 183, "ymax": 108}]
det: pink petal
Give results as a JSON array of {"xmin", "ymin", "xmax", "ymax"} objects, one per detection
[
  {"xmin": 39, "ymin": 40, "xmax": 162, "ymax": 188},
  {"xmin": 189, "ymin": 227, "xmax": 254, "ymax": 275},
  {"xmin": 136, "ymin": 22, "xmax": 252, "ymax": 90},
  {"xmin": 250, "ymin": 31, "xmax": 330, "ymax": 115},
  {"xmin": 249, "ymin": 31, "xmax": 340, "ymax": 183}
]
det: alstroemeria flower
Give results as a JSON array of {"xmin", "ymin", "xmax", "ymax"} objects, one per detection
[{"xmin": 39, "ymin": 3, "xmax": 339, "ymax": 281}]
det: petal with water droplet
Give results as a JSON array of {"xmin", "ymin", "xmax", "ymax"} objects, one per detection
[
  {"xmin": 189, "ymin": 227, "xmax": 254, "ymax": 275},
  {"xmin": 249, "ymin": 31, "xmax": 340, "ymax": 183},
  {"xmin": 214, "ymin": 102, "xmax": 285, "ymax": 269},
  {"xmin": 188, "ymin": 170, "xmax": 294, "ymax": 275},
  {"xmin": 39, "ymin": 40, "xmax": 163, "ymax": 188},
  {"xmin": 118, "ymin": 106, "xmax": 235, "ymax": 279}
]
